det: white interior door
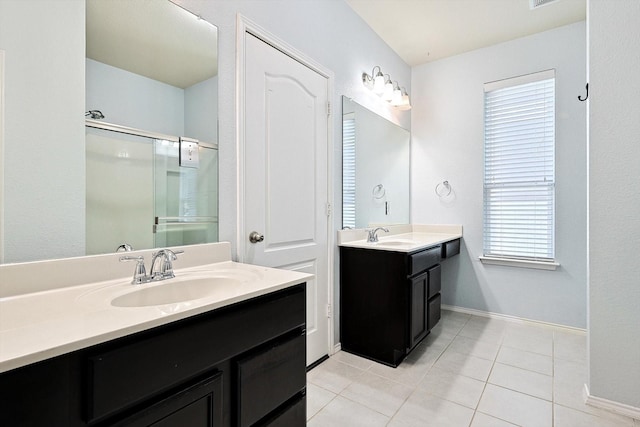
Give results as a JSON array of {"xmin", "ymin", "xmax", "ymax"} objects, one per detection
[{"xmin": 243, "ymin": 33, "xmax": 330, "ymax": 366}]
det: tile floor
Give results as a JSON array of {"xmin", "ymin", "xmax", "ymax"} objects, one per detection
[{"xmin": 306, "ymin": 310, "xmax": 640, "ymax": 427}]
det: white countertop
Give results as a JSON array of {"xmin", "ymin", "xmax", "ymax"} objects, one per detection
[
  {"xmin": 338, "ymin": 224, "xmax": 462, "ymax": 253},
  {"xmin": 0, "ymin": 244, "xmax": 310, "ymax": 374}
]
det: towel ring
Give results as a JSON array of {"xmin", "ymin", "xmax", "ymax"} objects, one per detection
[
  {"xmin": 435, "ymin": 180, "xmax": 452, "ymax": 197},
  {"xmin": 372, "ymin": 184, "xmax": 386, "ymax": 199}
]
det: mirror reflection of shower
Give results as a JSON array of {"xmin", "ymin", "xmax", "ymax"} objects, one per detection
[{"xmin": 85, "ymin": 110, "xmax": 105, "ymax": 120}]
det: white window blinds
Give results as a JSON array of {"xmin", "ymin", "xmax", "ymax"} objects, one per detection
[
  {"xmin": 342, "ymin": 114, "xmax": 356, "ymax": 229},
  {"xmin": 483, "ymin": 70, "xmax": 555, "ymax": 261}
]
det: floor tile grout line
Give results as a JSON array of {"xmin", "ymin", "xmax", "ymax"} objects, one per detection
[
  {"xmin": 385, "ymin": 313, "xmax": 472, "ymax": 426},
  {"xmin": 312, "ymin": 312, "xmax": 597, "ymax": 426},
  {"xmin": 333, "ymin": 393, "xmax": 393, "ymax": 421},
  {"xmin": 470, "ymin": 323, "xmax": 501, "ymax": 426},
  {"xmin": 305, "ymin": 389, "xmax": 338, "ymax": 423}
]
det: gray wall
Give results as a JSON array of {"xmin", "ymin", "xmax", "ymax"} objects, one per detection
[
  {"xmin": 0, "ymin": 0, "xmax": 86, "ymax": 263},
  {"xmin": 87, "ymin": 58, "xmax": 217, "ymax": 143},
  {"xmin": 588, "ymin": 0, "xmax": 640, "ymax": 409},
  {"xmin": 174, "ymin": 0, "xmax": 411, "ymax": 251},
  {"xmin": 86, "ymin": 58, "xmax": 185, "ymax": 136},
  {"xmin": 174, "ymin": 0, "xmax": 412, "ymax": 344},
  {"xmin": 411, "ymin": 22, "xmax": 587, "ymax": 328},
  {"xmin": 185, "ymin": 76, "xmax": 218, "ymax": 143}
]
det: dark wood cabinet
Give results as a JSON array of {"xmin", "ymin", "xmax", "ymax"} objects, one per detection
[
  {"xmin": 409, "ymin": 272, "xmax": 429, "ymax": 350},
  {"xmin": 0, "ymin": 284, "xmax": 306, "ymax": 427},
  {"xmin": 111, "ymin": 373, "xmax": 224, "ymax": 427},
  {"xmin": 236, "ymin": 333, "xmax": 306, "ymax": 427},
  {"xmin": 340, "ymin": 239, "xmax": 460, "ymax": 367}
]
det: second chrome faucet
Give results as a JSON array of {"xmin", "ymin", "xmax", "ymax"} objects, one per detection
[
  {"xmin": 120, "ymin": 249, "xmax": 183, "ymax": 285},
  {"xmin": 367, "ymin": 227, "xmax": 389, "ymax": 242}
]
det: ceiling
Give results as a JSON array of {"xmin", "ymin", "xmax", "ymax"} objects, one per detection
[
  {"xmin": 86, "ymin": 0, "xmax": 218, "ymax": 89},
  {"xmin": 345, "ymin": 0, "xmax": 586, "ymax": 67}
]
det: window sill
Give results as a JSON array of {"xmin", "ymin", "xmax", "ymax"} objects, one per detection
[{"xmin": 479, "ymin": 256, "xmax": 560, "ymax": 271}]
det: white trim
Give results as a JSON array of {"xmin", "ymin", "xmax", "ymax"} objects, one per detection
[
  {"xmin": 235, "ymin": 14, "xmax": 246, "ymax": 263},
  {"xmin": 484, "ymin": 68, "xmax": 555, "ymax": 92},
  {"xmin": 442, "ymin": 304, "xmax": 586, "ymax": 333},
  {"xmin": 333, "ymin": 342, "xmax": 342, "ymax": 354},
  {"xmin": 584, "ymin": 383, "xmax": 640, "ymax": 420},
  {"xmin": 0, "ymin": 50, "xmax": 4, "ymax": 263},
  {"xmin": 235, "ymin": 14, "xmax": 336, "ymax": 358},
  {"xmin": 479, "ymin": 256, "xmax": 560, "ymax": 271}
]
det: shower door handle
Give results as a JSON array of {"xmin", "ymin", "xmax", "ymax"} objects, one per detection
[{"xmin": 249, "ymin": 231, "xmax": 264, "ymax": 244}]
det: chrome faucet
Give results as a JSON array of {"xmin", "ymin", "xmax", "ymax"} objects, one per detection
[
  {"xmin": 120, "ymin": 249, "xmax": 183, "ymax": 285},
  {"xmin": 150, "ymin": 249, "xmax": 183, "ymax": 281},
  {"xmin": 367, "ymin": 227, "xmax": 389, "ymax": 242},
  {"xmin": 119, "ymin": 255, "xmax": 149, "ymax": 285}
]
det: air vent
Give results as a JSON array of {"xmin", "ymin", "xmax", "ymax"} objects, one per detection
[{"xmin": 530, "ymin": 0, "xmax": 559, "ymax": 9}]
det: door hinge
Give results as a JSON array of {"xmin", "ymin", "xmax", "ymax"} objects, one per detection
[
  {"xmin": 325, "ymin": 202, "xmax": 332, "ymax": 217},
  {"xmin": 326, "ymin": 304, "xmax": 332, "ymax": 318},
  {"xmin": 327, "ymin": 101, "xmax": 331, "ymax": 116}
]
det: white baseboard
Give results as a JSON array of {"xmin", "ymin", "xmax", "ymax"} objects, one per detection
[
  {"xmin": 332, "ymin": 342, "xmax": 341, "ymax": 354},
  {"xmin": 441, "ymin": 304, "xmax": 587, "ymax": 333},
  {"xmin": 584, "ymin": 383, "xmax": 640, "ymax": 420}
]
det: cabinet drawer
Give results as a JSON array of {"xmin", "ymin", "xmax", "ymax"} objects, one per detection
[
  {"xmin": 87, "ymin": 286, "xmax": 305, "ymax": 424},
  {"xmin": 111, "ymin": 372, "xmax": 223, "ymax": 427},
  {"xmin": 442, "ymin": 239, "xmax": 460, "ymax": 258},
  {"xmin": 427, "ymin": 264, "xmax": 441, "ymax": 300},
  {"xmin": 260, "ymin": 395, "xmax": 306, "ymax": 427},
  {"xmin": 427, "ymin": 294, "xmax": 442, "ymax": 330},
  {"xmin": 236, "ymin": 332, "xmax": 306, "ymax": 427},
  {"xmin": 408, "ymin": 246, "xmax": 441, "ymax": 276}
]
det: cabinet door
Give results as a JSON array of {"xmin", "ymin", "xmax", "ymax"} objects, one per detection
[
  {"xmin": 427, "ymin": 264, "xmax": 441, "ymax": 300},
  {"xmin": 428, "ymin": 294, "xmax": 442, "ymax": 331},
  {"xmin": 112, "ymin": 372, "xmax": 223, "ymax": 427},
  {"xmin": 236, "ymin": 333, "xmax": 306, "ymax": 427},
  {"xmin": 409, "ymin": 272, "xmax": 428, "ymax": 350},
  {"xmin": 260, "ymin": 395, "xmax": 306, "ymax": 427}
]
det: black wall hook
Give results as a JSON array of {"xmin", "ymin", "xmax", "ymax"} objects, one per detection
[{"xmin": 578, "ymin": 83, "xmax": 589, "ymax": 101}]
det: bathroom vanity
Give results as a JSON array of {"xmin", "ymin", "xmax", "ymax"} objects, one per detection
[
  {"xmin": 338, "ymin": 225, "xmax": 462, "ymax": 367},
  {"xmin": 0, "ymin": 243, "xmax": 309, "ymax": 426}
]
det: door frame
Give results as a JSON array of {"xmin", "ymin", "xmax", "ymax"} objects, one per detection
[
  {"xmin": 0, "ymin": 50, "xmax": 5, "ymax": 263},
  {"xmin": 235, "ymin": 15, "xmax": 336, "ymax": 356}
]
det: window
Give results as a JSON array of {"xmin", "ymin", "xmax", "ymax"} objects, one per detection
[
  {"xmin": 482, "ymin": 70, "xmax": 558, "ymax": 269},
  {"xmin": 342, "ymin": 113, "xmax": 356, "ymax": 229}
]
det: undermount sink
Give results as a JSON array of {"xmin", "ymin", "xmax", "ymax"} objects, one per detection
[
  {"xmin": 76, "ymin": 267, "xmax": 266, "ymax": 309},
  {"xmin": 111, "ymin": 277, "xmax": 239, "ymax": 307}
]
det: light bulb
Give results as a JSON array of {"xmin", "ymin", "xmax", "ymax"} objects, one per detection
[
  {"xmin": 391, "ymin": 88, "xmax": 403, "ymax": 105},
  {"xmin": 382, "ymin": 81, "xmax": 394, "ymax": 101},
  {"xmin": 373, "ymin": 73, "xmax": 385, "ymax": 94},
  {"xmin": 398, "ymin": 93, "xmax": 412, "ymax": 110}
]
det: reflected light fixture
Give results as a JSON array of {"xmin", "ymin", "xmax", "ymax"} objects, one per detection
[
  {"xmin": 394, "ymin": 87, "xmax": 412, "ymax": 110},
  {"xmin": 362, "ymin": 66, "xmax": 411, "ymax": 110},
  {"xmin": 390, "ymin": 82, "xmax": 403, "ymax": 105}
]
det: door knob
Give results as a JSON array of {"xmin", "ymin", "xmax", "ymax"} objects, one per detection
[{"xmin": 249, "ymin": 231, "xmax": 265, "ymax": 243}]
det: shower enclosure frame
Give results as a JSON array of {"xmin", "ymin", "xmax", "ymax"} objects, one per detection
[{"xmin": 85, "ymin": 119, "xmax": 218, "ymax": 254}]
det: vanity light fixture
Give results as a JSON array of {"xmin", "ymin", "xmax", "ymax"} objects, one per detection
[
  {"xmin": 362, "ymin": 66, "xmax": 411, "ymax": 110},
  {"xmin": 381, "ymin": 77, "xmax": 394, "ymax": 101},
  {"xmin": 391, "ymin": 82, "xmax": 403, "ymax": 105},
  {"xmin": 363, "ymin": 66, "xmax": 386, "ymax": 94},
  {"xmin": 396, "ymin": 87, "xmax": 412, "ymax": 110}
]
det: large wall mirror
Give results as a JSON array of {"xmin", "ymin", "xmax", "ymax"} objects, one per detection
[
  {"xmin": 342, "ymin": 96, "xmax": 410, "ymax": 229},
  {"xmin": 0, "ymin": 0, "xmax": 218, "ymax": 264}
]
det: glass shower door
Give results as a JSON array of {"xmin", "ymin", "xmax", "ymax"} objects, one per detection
[
  {"xmin": 86, "ymin": 128, "xmax": 155, "ymax": 255},
  {"xmin": 86, "ymin": 126, "xmax": 218, "ymax": 255},
  {"xmin": 153, "ymin": 140, "xmax": 218, "ymax": 248}
]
